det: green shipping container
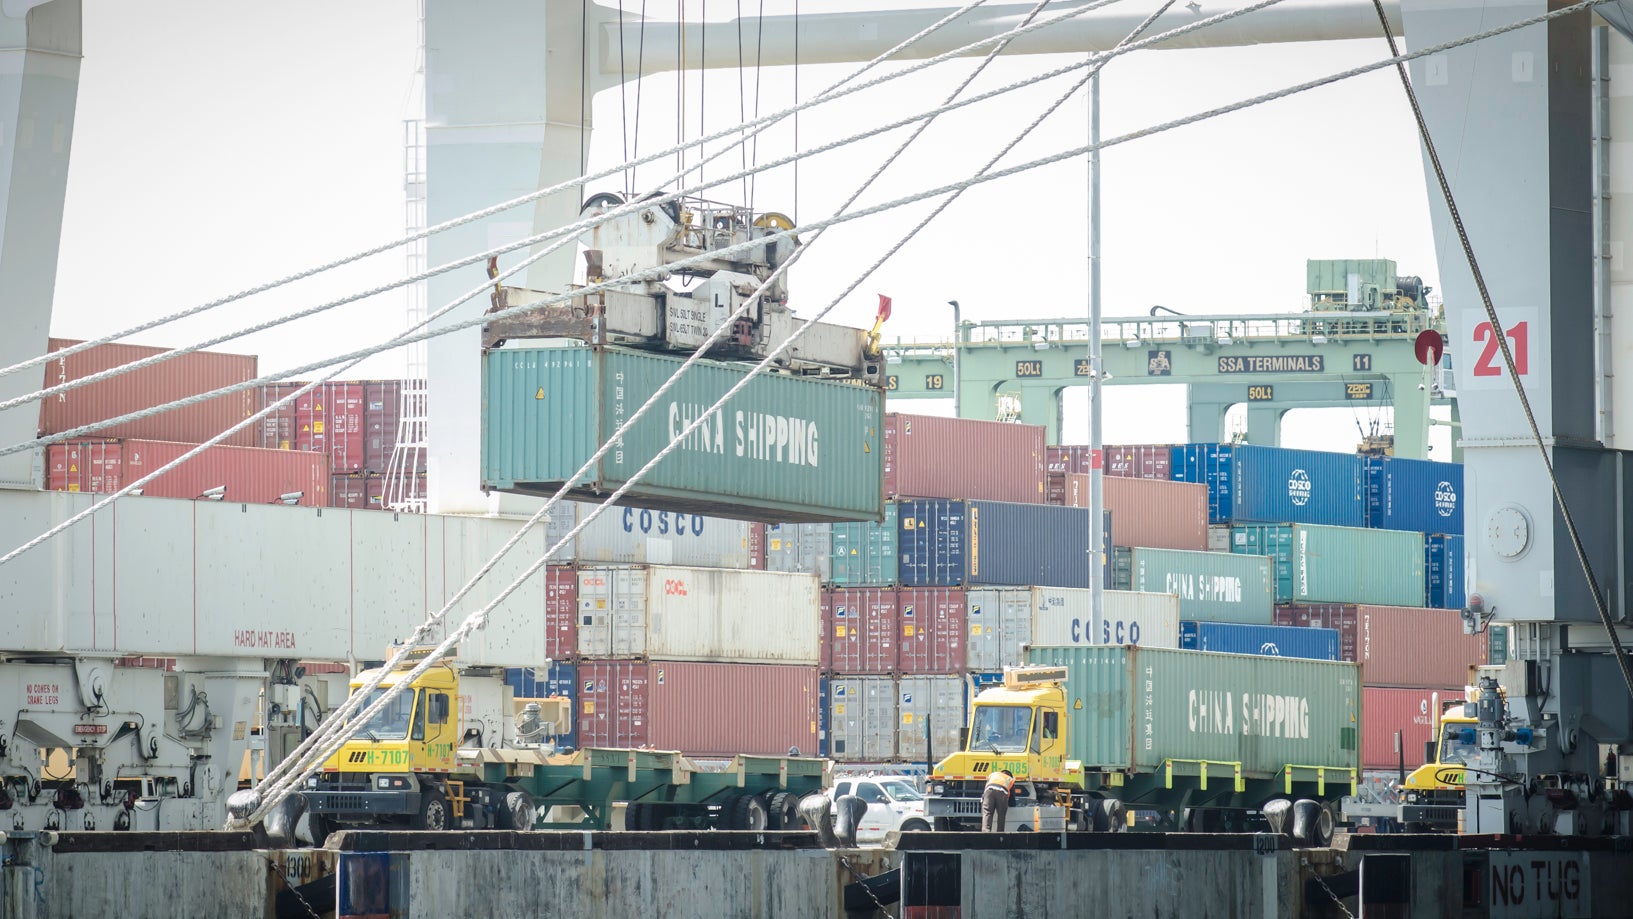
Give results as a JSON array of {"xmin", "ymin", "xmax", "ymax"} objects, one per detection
[
  {"xmin": 1230, "ymin": 524, "xmax": 1424, "ymax": 607},
  {"xmin": 830, "ymin": 502, "xmax": 899, "ymax": 585},
  {"xmin": 1024, "ymin": 645, "xmax": 1361, "ymax": 778},
  {"xmin": 1129, "ymin": 548, "xmax": 1273, "ymax": 624},
  {"xmin": 482, "ymin": 346, "xmax": 885, "ymax": 523}
]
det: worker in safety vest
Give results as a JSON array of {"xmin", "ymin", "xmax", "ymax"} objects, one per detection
[{"xmin": 981, "ymin": 769, "xmax": 1015, "ymax": 832}]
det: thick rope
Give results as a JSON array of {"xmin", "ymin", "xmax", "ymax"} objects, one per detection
[
  {"xmin": 5, "ymin": 0, "xmax": 1295, "ymax": 442},
  {"xmin": 238, "ymin": 0, "xmax": 1072, "ymax": 818}
]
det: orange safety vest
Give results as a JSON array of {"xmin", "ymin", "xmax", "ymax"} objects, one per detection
[{"xmin": 986, "ymin": 771, "xmax": 1015, "ymax": 793}]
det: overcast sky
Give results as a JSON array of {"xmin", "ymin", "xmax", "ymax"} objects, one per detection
[{"xmin": 54, "ymin": 0, "xmax": 1455, "ymax": 456}]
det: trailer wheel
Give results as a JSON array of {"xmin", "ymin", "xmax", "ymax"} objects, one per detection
[
  {"xmin": 768, "ymin": 792, "xmax": 803, "ymax": 830},
  {"xmin": 497, "ymin": 791, "xmax": 536, "ymax": 830},
  {"xmin": 413, "ymin": 788, "xmax": 450, "ymax": 831},
  {"xmin": 1094, "ymin": 798, "xmax": 1125, "ymax": 833},
  {"xmin": 719, "ymin": 794, "xmax": 746, "ymax": 830},
  {"xmin": 734, "ymin": 794, "xmax": 770, "ymax": 831}
]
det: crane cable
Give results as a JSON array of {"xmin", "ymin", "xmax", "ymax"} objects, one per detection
[
  {"xmin": 1367, "ymin": 0, "xmax": 1633, "ymax": 703},
  {"xmin": 242, "ymin": 0, "xmax": 1069, "ymax": 818},
  {"xmin": 239, "ymin": 0, "xmax": 1184, "ymax": 828},
  {"xmin": 233, "ymin": 0, "xmax": 1013, "ymax": 803},
  {"xmin": 1, "ymin": 0, "xmax": 1587, "ymax": 470},
  {"xmin": 0, "ymin": 0, "xmax": 1075, "ymax": 388}
]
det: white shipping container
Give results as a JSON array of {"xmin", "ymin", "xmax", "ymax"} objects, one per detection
[
  {"xmin": 896, "ymin": 675, "xmax": 965, "ymax": 765},
  {"xmin": 573, "ymin": 503, "xmax": 758, "ymax": 568},
  {"xmin": 829, "ymin": 676, "xmax": 897, "ymax": 762},
  {"xmin": 765, "ymin": 522, "xmax": 832, "ymax": 580},
  {"xmin": 964, "ymin": 588, "xmax": 1033, "ymax": 671},
  {"xmin": 1208, "ymin": 525, "xmax": 1232, "ymax": 552},
  {"xmin": 576, "ymin": 566, "xmax": 821, "ymax": 664},
  {"xmin": 1029, "ymin": 588, "xmax": 1180, "ymax": 649},
  {"xmin": 576, "ymin": 567, "xmax": 650, "ymax": 657}
]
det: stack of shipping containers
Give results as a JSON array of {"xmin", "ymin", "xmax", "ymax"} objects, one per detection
[{"xmin": 258, "ymin": 380, "xmax": 424, "ymax": 508}]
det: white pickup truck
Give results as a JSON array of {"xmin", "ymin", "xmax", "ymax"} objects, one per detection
[{"xmin": 826, "ymin": 774, "xmax": 931, "ymax": 843}]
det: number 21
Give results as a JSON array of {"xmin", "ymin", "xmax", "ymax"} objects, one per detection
[{"xmin": 1472, "ymin": 321, "xmax": 1528, "ymax": 377}]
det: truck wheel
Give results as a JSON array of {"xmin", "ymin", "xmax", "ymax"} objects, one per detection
[
  {"xmin": 719, "ymin": 794, "xmax": 746, "ymax": 830},
  {"xmin": 307, "ymin": 814, "xmax": 334, "ymax": 848},
  {"xmin": 1094, "ymin": 798, "xmax": 1125, "ymax": 833},
  {"xmin": 1291, "ymin": 799, "xmax": 1333, "ymax": 847},
  {"xmin": 899, "ymin": 818, "xmax": 931, "ymax": 832},
  {"xmin": 733, "ymin": 794, "xmax": 770, "ymax": 831},
  {"xmin": 497, "ymin": 791, "xmax": 535, "ymax": 830},
  {"xmin": 413, "ymin": 788, "xmax": 450, "ymax": 831},
  {"xmin": 768, "ymin": 792, "xmax": 803, "ymax": 830}
]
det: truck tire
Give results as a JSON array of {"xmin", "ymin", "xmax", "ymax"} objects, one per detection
[
  {"xmin": 307, "ymin": 813, "xmax": 335, "ymax": 848},
  {"xmin": 899, "ymin": 818, "xmax": 931, "ymax": 833},
  {"xmin": 733, "ymin": 794, "xmax": 770, "ymax": 831},
  {"xmin": 768, "ymin": 792, "xmax": 803, "ymax": 830},
  {"xmin": 1291, "ymin": 799, "xmax": 1333, "ymax": 847},
  {"xmin": 497, "ymin": 790, "xmax": 536, "ymax": 830},
  {"xmin": 413, "ymin": 788, "xmax": 450, "ymax": 831},
  {"xmin": 1094, "ymin": 798, "xmax": 1125, "ymax": 832}
]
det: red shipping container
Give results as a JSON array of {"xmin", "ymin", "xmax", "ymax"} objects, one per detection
[
  {"xmin": 746, "ymin": 522, "xmax": 768, "ymax": 569},
  {"xmin": 330, "ymin": 474, "xmax": 369, "ymax": 509},
  {"xmin": 47, "ymin": 439, "xmax": 330, "ymax": 506},
  {"xmin": 1046, "ymin": 476, "xmax": 1067, "ymax": 506},
  {"xmin": 1104, "ymin": 444, "xmax": 1173, "ymax": 479},
  {"xmin": 823, "ymin": 588, "xmax": 899, "ymax": 674},
  {"xmin": 361, "ymin": 380, "xmax": 403, "ymax": 473},
  {"xmin": 539, "ymin": 566, "xmax": 579, "ymax": 661},
  {"xmin": 577, "ymin": 660, "xmax": 650, "ymax": 749},
  {"xmin": 331, "ymin": 473, "xmax": 426, "ymax": 510},
  {"xmin": 1274, "ymin": 605, "xmax": 1360, "ymax": 663},
  {"xmin": 1066, "ymin": 474, "xmax": 1207, "ymax": 551},
  {"xmin": 41, "ymin": 338, "xmax": 259, "ymax": 446},
  {"xmin": 896, "ymin": 587, "xmax": 966, "ymax": 673},
  {"xmin": 647, "ymin": 660, "xmax": 820, "ymax": 757},
  {"xmin": 1046, "ymin": 445, "xmax": 1095, "ymax": 476},
  {"xmin": 1276, "ymin": 604, "xmax": 1485, "ymax": 687},
  {"xmin": 1362, "ymin": 686, "xmax": 1464, "ymax": 771},
  {"xmin": 884, "ymin": 414, "xmax": 1045, "ymax": 504}
]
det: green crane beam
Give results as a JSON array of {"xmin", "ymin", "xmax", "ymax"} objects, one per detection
[{"xmin": 882, "ymin": 310, "xmax": 1452, "ymax": 458}]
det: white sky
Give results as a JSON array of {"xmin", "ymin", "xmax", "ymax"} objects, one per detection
[{"xmin": 53, "ymin": 0, "xmax": 1454, "ymax": 457}]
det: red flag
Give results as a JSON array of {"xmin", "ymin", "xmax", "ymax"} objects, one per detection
[{"xmin": 877, "ymin": 294, "xmax": 893, "ymax": 322}]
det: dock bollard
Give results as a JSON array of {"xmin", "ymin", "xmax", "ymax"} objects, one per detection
[{"xmin": 799, "ymin": 794, "xmax": 839, "ymax": 848}]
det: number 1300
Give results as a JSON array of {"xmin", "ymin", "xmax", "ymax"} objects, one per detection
[{"xmin": 1472, "ymin": 320, "xmax": 1528, "ymax": 377}]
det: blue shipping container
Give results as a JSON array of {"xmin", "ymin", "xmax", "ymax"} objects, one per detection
[
  {"xmin": 1169, "ymin": 443, "xmax": 1235, "ymax": 524},
  {"xmin": 504, "ymin": 663, "xmax": 579, "ymax": 750},
  {"xmin": 1177, "ymin": 621, "xmax": 1341, "ymax": 661},
  {"xmin": 1367, "ymin": 456, "xmax": 1464, "ymax": 536},
  {"xmin": 1172, "ymin": 444, "xmax": 1367, "ymax": 526},
  {"xmin": 897, "ymin": 499, "xmax": 1096, "ymax": 588},
  {"xmin": 1425, "ymin": 534, "xmax": 1467, "ymax": 610},
  {"xmin": 1232, "ymin": 444, "xmax": 1367, "ymax": 527}
]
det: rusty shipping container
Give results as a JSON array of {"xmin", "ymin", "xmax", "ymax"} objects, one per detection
[
  {"xmin": 884, "ymin": 414, "xmax": 1045, "ymax": 503},
  {"xmin": 823, "ymin": 587, "xmax": 899, "ymax": 674},
  {"xmin": 577, "ymin": 660, "xmax": 650, "ymax": 749},
  {"xmin": 1105, "ymin": 444, "xmax": 1172, "ymax": 479},
  {"xmin": 41, "ymin": 339, "xmax": 259, "ymax": 446},
  {"xmin": 262, "ymin": 380, "xmax": 405, "ymax": 474},
  {"xmin": 647, "ymin": 661, "xmax": 821, "ymax": 757},
  {"xmin": 896, "ymin": 587, "xmax": 967, "ymax": 674},
  {"xmin": 1362, "ymin": 685, "xmax": 1463, "ymax": 771},
  {"xmin": 47, "ymin": 439, "xmax": 329, "ymax": 506},
  {"xmin": 1275, "ymin": 604, "xmax": 1485, "ymax": 688},
  {"xmin": 1067, "ymin": 473, "xmax": 1207, "ymax": 551}
]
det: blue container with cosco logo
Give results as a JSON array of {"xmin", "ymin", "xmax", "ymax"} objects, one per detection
[{"xmin": 1366, "ymin": 456, "xmax": 1464, "ymax": 536}]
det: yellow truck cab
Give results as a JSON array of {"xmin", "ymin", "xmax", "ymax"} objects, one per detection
[
  {"xmin": 926, "ymin": 667, "xmax": 1091, "ymax": 832},
  {"xmin": 303, "ymin": 649, "xmax": 557, "ymax": 841}
]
